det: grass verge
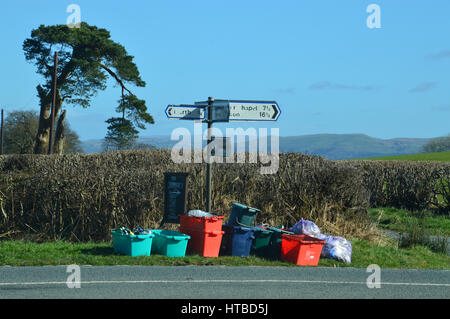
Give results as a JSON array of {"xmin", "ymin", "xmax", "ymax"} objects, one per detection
[
  {"xmin": 369, "ymin": 207, "xmax": 450, "ymax": 236},
  {"xmin": 0, "ymin": 239, "xmax": 448, "ymax": 269}
]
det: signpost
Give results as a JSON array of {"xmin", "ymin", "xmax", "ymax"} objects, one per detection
[
  {"xmin": 194, "ymin": 100, "xmax": 281, "ymax": 122},
  {"xmin": 165, "ymin": 105, "xmax": 205, "ymax": 120},
  {"xmin": 228, "ymin": 100, "xmax": 280, "ymax": 121},
  {"xmin": 165, "ymin": 97, "xmax": 281, "ymax": 213},
  {"xmin": 162, "ymin": 172, "xmax": 189, "ymax": 226}
]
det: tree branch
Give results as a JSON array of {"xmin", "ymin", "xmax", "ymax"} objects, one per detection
[{"xmin": 98, "ymin": 62, "xmax": 134, "ymax": 96}]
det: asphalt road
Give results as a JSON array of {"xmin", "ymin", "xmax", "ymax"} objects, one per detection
[{"xmin": 0, "ymin": 266, "xmax": 449, "ymax": 299}]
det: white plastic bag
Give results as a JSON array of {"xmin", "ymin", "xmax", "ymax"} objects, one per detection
[
  {"xmin": 187, "ymin": 210, "xmax": 217, "ymax": 218},
  {"xmin": 289, "ymin": 218, "xmax": 322, "ymax": 238},
  {"xmin": 320, "ymin": 236, "xmax": 352, "ymax": 264}
]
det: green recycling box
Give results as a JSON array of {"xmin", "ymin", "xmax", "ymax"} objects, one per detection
[
  {"xmin": 227, "ymin": 203, "xmax": 260, "ymax": 227},
  {"xmin": 251, "ymin": 227, "xmax": 274, "ymax": 258},
  {"xmin": 151, "ymin": 230, "xmax": 190, "ymax": 257},
  {"xmin": 111, "ymin": 229, "xmax": 154, "ymax": 257}
]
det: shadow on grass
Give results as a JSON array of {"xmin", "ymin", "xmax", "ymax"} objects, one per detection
[{"xmin": 81, "ymin": 246, "xmax": 115, "ymax": 256}]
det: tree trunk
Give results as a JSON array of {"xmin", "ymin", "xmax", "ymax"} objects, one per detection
[
  {"xmin": 33, "ymin": 85, "xmax": 62, "ymax": 154},
  {"xmin": 54, "ymin": 109, "xmax": 66, "ymax": 155}
]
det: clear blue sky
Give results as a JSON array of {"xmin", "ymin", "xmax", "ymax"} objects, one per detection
[{"xmin": 1, "ymin": 0, "xmax": 449, "ymax": 141}]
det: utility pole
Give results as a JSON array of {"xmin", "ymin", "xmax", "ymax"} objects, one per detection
[
  {"xmin": 0, "ymin": 109, "xmax": 4, "ymax": 155},
  {"xmin": 48, "ymin": 51, "xmax": 58, "ymax": 155},
  {"xmin": 205, "ymin": 96, "xmax": 214, "ymax": 213}
]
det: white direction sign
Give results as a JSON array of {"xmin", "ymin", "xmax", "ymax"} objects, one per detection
[
  {"xmin": 194, "ymin": 100, "xmax": 281, "ymax": 122},
  {"xmin": 165, "ymin": 105, "xmax": 206, "ymax": 120},
  {"xmin": 228, "ymin": 100, "xmax": 280, "ymax": 122}
]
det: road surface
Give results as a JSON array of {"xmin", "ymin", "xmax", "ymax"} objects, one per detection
[{"xmin": 0, "ymin": 266, "xmax": 449, "ymax": 299}]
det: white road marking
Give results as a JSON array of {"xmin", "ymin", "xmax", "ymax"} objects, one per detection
[{"xmin": 0, "ymin": 279, "xmax": 449, "ymax": 287}]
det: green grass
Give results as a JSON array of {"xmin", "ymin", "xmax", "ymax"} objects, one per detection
[
  {"xmin": 0, "ymin": 239, "xmax": 448, "ymax": 269},
  {"xmin": 358, "ymin": 151, "xmax": 450, "ymax": 162},
  {"xmin": 369, "ymin": 207, "xmax": 450, "ymax": 236}
]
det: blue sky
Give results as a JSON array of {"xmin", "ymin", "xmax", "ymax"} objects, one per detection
[{"xmin": 1, "ymin": 0, "xmax": 449, "ymax": 141}]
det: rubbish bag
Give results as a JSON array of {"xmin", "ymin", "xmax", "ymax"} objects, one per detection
[
  {"xmin": 320, "ymin": 236, "xmax": 352, "ymax": 264},
  {"xmin": 289, "ymin": 219, "xmax": 322, "ymax": 238},
  {"xmin": 187, "ymin": 210, "xmax": 217, "ymax": 218}
]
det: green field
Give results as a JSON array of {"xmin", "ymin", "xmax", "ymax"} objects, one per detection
[{"xmin": 358, "ymin": 151, "xmax": 450, "ymax": 162}]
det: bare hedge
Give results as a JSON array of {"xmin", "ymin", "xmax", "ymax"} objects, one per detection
[
  {"xmin": 0, "ymin": 150, "xmax": 379, "ymax": 242},
  {"xmin": 344, "ymin": 160, "xmax": 449, "ymax": 213}
]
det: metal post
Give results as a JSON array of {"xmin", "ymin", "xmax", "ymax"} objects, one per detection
[
  {"xmin": 205, "ymin": 96, "xmax": 214, "ymax": 212},
  {"xmin": 0, "ymin": 109, "xmax": 4, "ymax": 155},
  {"xmin": 48, "ymin": 51, "xmax": 58, "ymax": 155}
]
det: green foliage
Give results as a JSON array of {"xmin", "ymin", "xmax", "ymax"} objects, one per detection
[
  {"xmin": 103, "ymin": 117, "xmax": 139, "ymax": 151},
  {"xmin": 2, "ymin": 110, "xmax": 82, "ymax": 154},
  {"xmin": 397, "ymin": 214, "xmax": 448, "ymax": 254},
  {"xmin": 422, "ymin": 134, "xmax": 450, "ymax": 153},
  {"xmin": 115, "ymin": 94, "xmax": 154, "ymax": 129},
  {"xmin": 22, "ymin": 22, "xmax": 153, "ymax": 148},
  {"xmin": 2, "ymin": 111, "xmax": 38, "ymax": 154}
]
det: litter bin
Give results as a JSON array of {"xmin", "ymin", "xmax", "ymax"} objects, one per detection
[
  {"xmin": 281, "ymin": 234, "xmax": 325, "ymax": 266},
  {"xmin": 111, "ymin": 229, "xmax": 154, "ymax": 257},
  {"xmin": 226, "ymin": 203, "xmax": 260, "ymax": 227},
  {"xmin": 250, "ymin": 227, "xmax": 274, "ymax": 258},
  {"xmin": 222, "ymin": 225, "xmax": 255, "ymax": 257},
  {"xmin": 151, "ymin": 230, "xmax": 190, "ymax": 257}
]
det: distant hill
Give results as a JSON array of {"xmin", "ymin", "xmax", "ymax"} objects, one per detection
[
  {"xmin": 80, "ymin": 133, "xmax": 432, "ymax": 160},
  {"xmin": 81, "ymin": 136, "xmax": 176, "ymax": 154},
  {"xmin": 278, "ymin": 134, "xmax": 431, "ymax": 160}
]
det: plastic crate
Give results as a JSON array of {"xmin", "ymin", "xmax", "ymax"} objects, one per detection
[
  {"xmin": 250, "ymin": 227, "xmax": 273, "ymax": 258},
  {"xmin": 221, "ymin": 225, "xmax": 255, "ymax": 257},
  {"xmin": 226, "ymin": 203, "xmax": 260, "ymax": 227},
  {"xmin": 281, "ymin": 234, "xmax": 325, "ymax": 266},
  {"xmin": 111, "ymin": 230, "xmax": 154, "ymax": 257},
  {"xmin": 180, "ymin": 226, "xmax": 224, "ymax": 257},
  {"xmin": 179, "ymin": 215, "xmax": 224, "ymax": 233},
  {"xmin": 267, "ymin": 227, "xmax": 294, "ymax": 260},
  {"xmin": 151, "ymin": 230, "xmax": 190, "ymax": 257}
]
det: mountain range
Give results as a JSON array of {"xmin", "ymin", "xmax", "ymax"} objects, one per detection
[{"xmin": 81, "ymin": 134, "xmax": 432, "ymax": 160}]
